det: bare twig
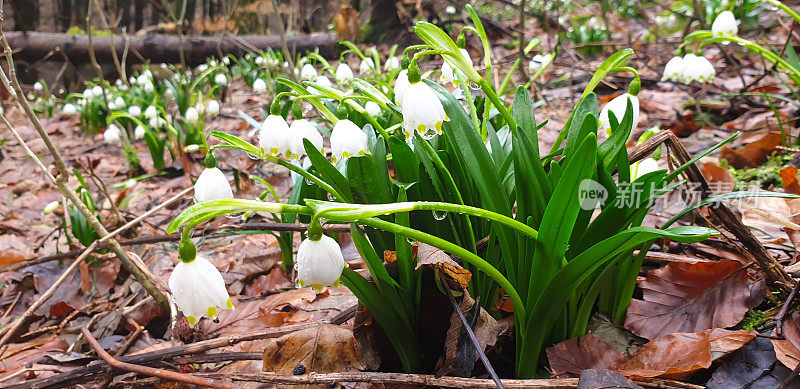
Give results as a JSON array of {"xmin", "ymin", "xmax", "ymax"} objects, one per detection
[
  {"xmin": 81, "ymin": 327, "xmax": 234, "ymax": 389},
  {"xmin": 776, "ymin": 281, "xmax": 800, "ymax": 336},
  {"xmin": 445, "ymin": 289, "xmax": 503, "ymax": 389}
]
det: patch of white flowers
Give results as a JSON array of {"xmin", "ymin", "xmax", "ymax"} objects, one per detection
[{"xmin": 661, "ymin": 53, "xmax": 715, "ymax": 84}]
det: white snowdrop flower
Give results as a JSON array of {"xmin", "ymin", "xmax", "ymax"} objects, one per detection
[
  {"xmin": 401, "ymin": 82, "xmax": 449, "ymax": 140},
  {"xmin": 62, "ymin": 103, "xmax": 77, "ymax": 114},
  {"xmin": 287, "ymin": 119, "xmax": 324, "ymax": 160},
  {"xmin": 144, "ymin": 105, "xmax": 158, "ymax": 119},
  {"xmin": 136, "ymin": 74, "xmax": 149, "ymax": 85},
  {"xmin": 529, "ymin": 54, "xmax": 545, "ymax": 73},
  {"xmin": 142, "ymin": 69, "xmax": 153, "ymax": 79},
  {"xmin": 695, "ymin": 56, "xmax": 716, "ymax": 83},
  {"xmin": 128, "ymin": 105, "xmax": 142, "ymax": 117},
  {"xmin": 150, "ymin": 117, "xmax": 162, "ymax": 129},
  {"xmin": 394, "ymin": 70, "xmax": 411, "ymax": 105},
  {"xmin": 123, "ymin": 178, "xmax": 137, "ymax": 189},
  {"xmin": 360, "ymin": 58, "xmax": 376, "ymax": 75},
  {"xmin": 681, "ymin": 54, "xmax": 715, "ymax": 83},
  {"xmin": 259, "ymin": 115, "xmax": 292, "ymax": 156},
  {"xmin": 107, "ymin": 101, "xmax": 117, "ymax": 110},
  {"xmin": 316, "ymin": 75, "xmax": 332, "ymax": 89},
  {"xmin": 214, "ymin": 73, "xmax": 227, "ymax": 85},
  {"xmin": 446, "ymin": 5, "xmax": 457, "ymax": 14},
  {"xmin": 253, "ymin": 78, "xmax": 268, "ymax": 92},
  {"xmin": 129, "ymin": 76, "xmax": 137, "ymax": 84},
  {"xmin": 712, "ymin": 10, "xmax": 738, "ymax": 36},
  {"xmin": 661, "ymin": 56, "xmax": 684, "ymax": 81},
  {"xmin": 169, "ymin": 255, "xmax": 233, "ymax": 326},
  {"xmin": 335, "ymin": 63, "xmax": 354, "ymax": 83},
  {"xmin": 598, "ymin": 93, "xmax": 640, "ymax": 137},
  {"xmin": 679, "ymin": 53, "xmax": 699, "ymax": 83},
  {"xmin": 115, "ymin": 79, "xmax": 124, "ymax": 87},
  {"xmin": 197, "ymin": 64, "xmax": 208, "ymax": 72},
  {"xmin": 295, "ymin": 235, "xmax": 347, "ymax": 292},
  {"xmin": 103, "ymin": 124, "xmax": 121, "ymax": 143},
  {"xmin": 160, "ymin": 63, "xmax": 168, "ymax": 69},
  {"xmin": 134, "ymin": 125, "xmax": 146, "ymax": 139},
  {"xmin": 255, "ymin": 56, "xmax": 265, "ymax": 65},
  {"xmin": 82, "ymin": 89, "xmax": 93, "ymax": 98},
  {"xmin": 194, "ymin": 167, "xmax": 233, "ymax": 202},
  {"xmin": 439, "ymin": 48, "xmax": 471, "ymax": 87},
  {"xmin": 92, "ymin": 85, "xmax": 103, "ymax": 96},
  {"xmin": 144, "ymin": 82, "xmax": 155, "ymax": 93},
  {"xmin": 365, "ymin": 101, "xmax": 381, "ymax": 117},
  {"xmin": 301, "ymin": 64, "xmax": 318, "ymax": 81},
  {"xmin": 185, "ymin": 144, "xmax": 201, "ymax": 153},
  {"xmin": 384, "ymin": 56, "xmax": 401, "ymax": 71},
  {"xmin": 631, "ymin": 158, "xmax": 661, "ymax": 181},
  {"xmin": 330, "ymin": 119, "xmax": 369, "ymax": 162},
  {"xmin": 113, "ymin": 96, "xmax": 124, "ymax": 108},
  {"xmin": 222, "ymin": 57, "xmax": 231, "ymax": 65},
  {"xmin": 33, "ymin": 82, "xmax": 43, "ymax": 91},
  {"xmin": 206, "ymin": 100, "xmax": 220, "ymax": 115},
  {"xmin": 185, "ymin": 107, "xmax": 200, "ymax": 122},
  {"xmin": 42, "ymin": 200, "xmax": 60, "ymax": 215}
]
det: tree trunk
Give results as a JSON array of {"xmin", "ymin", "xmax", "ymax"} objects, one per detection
[{"xmin": 5, "ymin": 31, "xmax": 338, "ymax": 65}]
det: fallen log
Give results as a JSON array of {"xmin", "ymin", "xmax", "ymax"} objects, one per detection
[{"xmin": 5, "ymin": 31, "xmax": 338, "ymax": 65}]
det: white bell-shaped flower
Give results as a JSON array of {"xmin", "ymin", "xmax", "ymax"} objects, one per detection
[
  {"xmin": 401, "ymin": 82, "xmax": 449, "ymax": 140},
  {"xmin": 360, "ymin": 58, "xmax": 375, "ymax": 75},
  {"xmin": 143, "ymin": 82, "xmax": 155, "ymax": 93},
  {"xmin": 185, "ymin": 107, "xmax": 200, "ymax": 122},
  {"xmin": 194, "ymin": 167, "xmax": 233, "ymax": 202},
  {"xmin": 82, "ymin": 89, "xmax": 93, "ymax": 98},
  {"xmin": 661, "ymin": 56, "xmax": 684, "ymax": 81},
  {"xmin": 92, "ymin": 85, "xmax": 103, "ymax": 96},
  {"xmin": 222, "ymin": 56, "xmax": 231, "ymax": 65},
  {"xmin": 529, "ymin": 54, "xmax": 545, "ymax": 73},
  {"xmin": 103, "ymin": 124, "xmax": 121, "ymax": 143},
  {"xmin": 335, "ymin": 63, "xmax": 354, "ymax": 83},
  {"xmin": 316, "ymin": 75, "xmax": 332, "ymax": 89},
  {"xmin": 287, "ymin": 119, "xmax": 324, "ymax": 160},
  {"xmin": 712, "ymin": 11, "xmax": 738, "ymax": 36},
  {"xmin": 214, "ymin": 73, "xmax": 227, "ymax": 85},
  {"xmin": 134, "ymin": 125, "xmax": 146, "ymax": 139},
  {"xmin": 598, "ymin": 93, "xmax": 640, "ymax": 137},
  {"xmin": 394, "ymin": 70, "xmax": 411, "ymax": 105},
  {"xmin": 439, "ymin": 49, "xmax": 470, "ymax": 86},
  {"xmin": 144, "ymin": 105, "xmax": 158, "ymax": 119},
  {"xmin": 365, "ymin": 101, "xmax": 381, "ymax": 117},
  {"xmin": 446, "ymin": 5, "xmax": 457, "ymax": 14},
  {"xmin": 330, "ymin": 119, "xmax": 369, "ymax": 162},
  {"xmin": 33, "ymin": 82, "xmax": 43, "ymax": 91},
  {"xmin": 255, "ymin": 56, "xmax": 264, "ymax": 65},
  {"xmin": 384, "ymin": 57, "xmax": 401, "ymax": 71},
  {"xmin": 197, "ymin": 64, "xmax": 209, "ymax": 72},
  {"xmin": 169, "ymin": 255, "xmax": 233, "ymax": 326},
  {"xmin": 206, "ymin": 100, "xmax": 220, "ymax": 115},
  {"xmin": 253, "ymin": 78, "xmax": 268, "ymax": 92},
  {"xmin": 62, "ymin": 103, "xmax": 77, "ymax": 114},
  {"xmin": 128, "ymin": 105, "xmax": 142, "ymax": 117},
  {"xmin": 631, "ymin": 157, "xmax": 661, "ymax": 181},
  {"xmin": 42, "ymin": 200, "xmax": 60, "ymax": 215},
  {"xmin": 301, "ymin": 64, "xmax": 318, "ymax": 81},
  {"xmin": 682, "ymin": 54, "xmax": 715, "ymax": 83},
  {"xmin": 295, "ymin": 235, "xmax": 347, "ymax": 292},
  {"xmin": 259, "ymin": 115, "xmax": 292, "ymax": 156}
]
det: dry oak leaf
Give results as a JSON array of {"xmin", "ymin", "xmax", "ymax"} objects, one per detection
[
  {"xmin": 262, "ymin": 323, "xmax": 365, "ymax": 375},
  {"xmin": 772, "ymin": 312, "xmax": 800, "ymax": 369},
  {"xmin": 625, "ymin": 259, "xmax": 759, "ymax": 340},
  {"xmin": 781, "ymin": 167, "xmax": 800, "ymax": 195},
  {"xmin": 614, "ymin": 328, "xmax": 756, "ymax": 379},
  {"xmin": 0, "ymin": 334, "xmax": 67, "ymax": 377},
  {"xmin": 546, "ymin": 334, "xmax": 626, "ymax": 378},
  {"xmin": 415, "ymin": 242, "xmax": 471, "ymax": 289},
  {"xmin": 720, "ymin": 132, "xmax": 783, "ymax": 169}
]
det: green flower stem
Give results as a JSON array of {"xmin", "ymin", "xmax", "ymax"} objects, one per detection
[
  {"xmin": 264, "ymin": 155, "xmax": 346, "ymax": 201},
  {"xmin": 696, "ymin": 35, "xmax": 800, "ymax": 84},
  {"xmin": 167, "ymin": 199, "xmax": 311, "ymax": 233},
  {"xmin": 402, "ymin": 44, "xmax": 434, "ymax": 59},
  {"xmin": 764, "ymin": 0, "xmax": 800, "ymax": 25},
  {"xmin": 310, "ymin": 200, "xmax": 538, "ymax": 240},
  {"xmin": 357, "ymin": 216, "xmax": 527, "ymax": 324},
  {"xmin": 467, "ymin": 5, "xmax": 493, "ymax": 89},
  {"xmin": 612, "ymin": 66, "xmax": 640, "ymax": 95},
  {"xmin": 478, "ymin": 78, "xmax": 517, "ymax": 133},
  {"xmin": 457, "ymin": 72, "xmax": 482, "ymax": 131}
]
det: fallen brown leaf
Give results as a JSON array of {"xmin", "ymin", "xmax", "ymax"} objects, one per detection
[
  {"xmin": 772, "ymin": 312, "xmax": 800, "ymax": 369},
  {"xmin": 546, "ymin": 334, "xmax": 626, "ymax": 378},
  {"xmin": 0, "ymin": 334, "xmax": 67, "ymax": 378},
  {"xmin": 436, "ymin": 293, "xmax": 499, "ymax": 377},
  {"xmin": 615, "ymin": 328, "xmax": 756, "ymax": 379},
  {"xmin": 625, "ymin": 259, "xmax": 760, "ymax": 340},
  {"xmin": 415, "ymin": 243, "xmax": 471, "ymax": 289},
  {"xmin": 781, "ymin": 167, "xmax": 800, "ymax": 195},
  {"xmin": 720, "ymin": 133, "xmax": 783, "ymax": 169},
  {"xmin": 262, "ymin": 323, "xmax": 365, "ymax": 374}
]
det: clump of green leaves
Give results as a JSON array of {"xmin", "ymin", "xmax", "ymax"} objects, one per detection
[{"xmin": 722, "ymin": 152, "xmax": 794, "ymax": 191}]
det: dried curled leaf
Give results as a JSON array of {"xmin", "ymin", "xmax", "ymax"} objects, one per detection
[
  {"xmin": 615, "ymin": 328, "xmax": 756, "ymax": 379},
  {"xmin": 625, "ymin": 259, "xmax": 760, "ymax": 340},
  {"xmin": 262, "ymin": 323, "xmax": 365, "ymax": 374},
  {"xmin": 546, "ymin": 334, "xmax": 626, "ymax": 378},
  {"xmin": 415, "ymin": 242, "xmax": 471, "ymax": 289}
]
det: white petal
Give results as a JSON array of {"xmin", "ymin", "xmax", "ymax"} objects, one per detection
[
  {"xmin": 260, "ymin": 115, "xmax": 292, "ymax": 156},
  {"xmin": 194, "ymin": 167, "xmax": 234, "ymax": 202},
  {"xmin": 295, "ymin": 236, "xmax": 346, "ymax": 291}
]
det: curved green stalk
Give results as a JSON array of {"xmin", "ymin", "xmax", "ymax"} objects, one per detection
[
  {"xmin": 697, "ymin": 35, "xmax": 800, "ymax": 84},
  {"xmin": 357, "ymin": 217, "xmax": 526, "ymax": 324},
  {"xmin": 478, "ymin": 78, "xmax": 517, "ymax": 133}
]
